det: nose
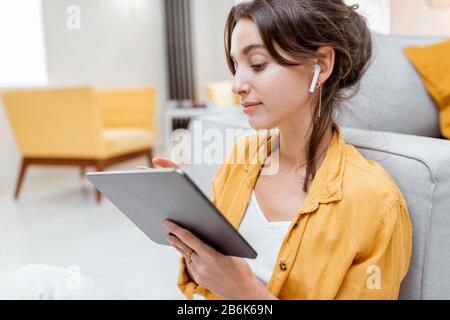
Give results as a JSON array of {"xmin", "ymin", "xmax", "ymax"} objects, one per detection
[{"xmin": 232, "ymin": 73, "xmax": 250, "ymax": 98}]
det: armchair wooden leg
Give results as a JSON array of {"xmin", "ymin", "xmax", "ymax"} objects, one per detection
[
  {"xmin": 95, "ymin": 190, "xmax": 102, "ymax": 203},
  {"xmin": 80, "ymin": 166, "xmax": 86, "ymax": 178},
  {"xmin": 147, "ymin": 148, "xmax": 154, "ymax": 168},
  {"xmin": 14, "ymin": 159, "xmax": 29, "ymax": 199},
  {"xmin": 95, "ymin": 163, "xmax": 104, "ymax": 203}
]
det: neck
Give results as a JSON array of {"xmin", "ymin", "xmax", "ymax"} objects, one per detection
[{"xmin": 276, "ymin": 121, "xmax": 334, "ymax": 173}]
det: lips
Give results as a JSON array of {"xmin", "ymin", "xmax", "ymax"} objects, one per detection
[
  {"xmin": 242, "ymin": 102, "xmax": 262, "ymax": 114},
  {"xmin": 242, "ymin": 101, "xmax": 261, "ymax": 108}
]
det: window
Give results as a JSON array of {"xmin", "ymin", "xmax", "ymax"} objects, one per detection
[
  {"xmin": 0, "ymin": 0, "xmax": 48, "ymax": 87},
  {"xmin": 346, "ymin": 0, "xmax": 391, "ymax": 34}
]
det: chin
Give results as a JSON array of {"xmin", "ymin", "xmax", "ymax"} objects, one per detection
[{"xmin": 247, "ymin": 117, "xmax": 276, "ymax": 131}]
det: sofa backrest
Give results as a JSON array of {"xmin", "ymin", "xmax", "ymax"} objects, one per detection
[{"xmin": 336, "ymin": 33, "xmax": 446, "ymax": 138}]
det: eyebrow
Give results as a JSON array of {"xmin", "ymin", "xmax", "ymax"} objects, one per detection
[{"xmin": 230, "ymin": 44, "xmax": 266, "ymax": 60}]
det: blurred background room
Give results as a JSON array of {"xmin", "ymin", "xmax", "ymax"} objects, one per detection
[{"xmin": 0, "ymin": 0, "xmax": 449, "ymax": 299}]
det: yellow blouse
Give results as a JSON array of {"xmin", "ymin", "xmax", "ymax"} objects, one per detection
[{"xmin": 177, "ymin": 125, "xmax": 412, "ymax": 300}]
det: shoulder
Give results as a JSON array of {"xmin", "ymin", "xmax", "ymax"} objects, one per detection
[
  {"xmin": 344, "ymin": 144, "xmax": 403, "ymax": 197},
  {"xmin": 340, "ymin": 143, "xmax": 409, "ymax": 222},
  {"xmin": 336, "ymin": 144, "xmax": 412, "ymax": 253}
]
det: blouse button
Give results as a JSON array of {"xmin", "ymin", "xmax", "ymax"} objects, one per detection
[{"xmin": 279, "ymin": 263, "xmax": 288, "ymax": 272}]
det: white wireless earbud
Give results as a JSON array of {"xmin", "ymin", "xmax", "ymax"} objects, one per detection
[{"xmin": 309, "ymin": 64, "xmax": 321, "ymax": 93}]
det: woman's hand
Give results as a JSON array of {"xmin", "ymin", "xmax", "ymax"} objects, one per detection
[
  {"xmin": 136, "ymin": 157, "xmax": 200, "ymax": 280},
  {"xmin": 135, "ymin": 156, "xmax": 180, "ymax": 170},
  {"xmin": 136, "ymin": 158, "xmax": 276, "ymax": 299},
  {"xmin": 163, "ymin": 220, "xmax": 277, "ymax": 300}
]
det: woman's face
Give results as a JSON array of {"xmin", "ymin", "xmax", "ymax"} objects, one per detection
[{"xmin": 230, "ymin": 18, "xmax": 315, "ymax": 130}]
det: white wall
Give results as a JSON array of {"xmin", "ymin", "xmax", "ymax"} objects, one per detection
[
  {"xmin": 41, "ymin": 0, "xmax": 167, "ymax": 146},
  {"xmin": 0, "ymin": 0, "xmax": 236, "ymax": 187},
  {"xmin": 41, "ymin": 0, "xmax": 235, "ymax": 109},
  {"xmin": 192, "ymin": 0, "xmax": 235, "ymax": 102},
  {"xmin": 391, "ymin": 0, "xmax": 450, "ymax": 36},
  {"xmin": 0, "ymin": 0, "xmax": 167, "ymax": 183}
]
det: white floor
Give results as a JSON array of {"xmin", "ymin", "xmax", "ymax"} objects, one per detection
[{"xmin": 0, "ymin": 156, "xmax": 186, "ymax": 300}]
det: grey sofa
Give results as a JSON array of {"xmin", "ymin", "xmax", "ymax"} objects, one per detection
[{"xmin": 186, "ymin": 33, "xmax": 450, "ymax": 299}]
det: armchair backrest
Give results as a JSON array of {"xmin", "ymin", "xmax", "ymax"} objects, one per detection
[
  {"xmin": 2, "ymin": 87, "xmax": 105, "ymax": 158},
  {"xmin": 95, "ymin": 87, "xmax": 156, "ymax": 133}
]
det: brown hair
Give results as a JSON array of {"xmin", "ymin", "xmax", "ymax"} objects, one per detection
[{"xmin": 225, "ymin": 0, "xmax": 373, "ymax": 192}]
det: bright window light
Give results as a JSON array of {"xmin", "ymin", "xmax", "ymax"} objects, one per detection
[
  {"xmin": 345, "ymin": 0, "xmax": 391, "ymax": 34},
  {"xmin": 0, "ymin": 0, "xmax": 48, "ymax": 87}
]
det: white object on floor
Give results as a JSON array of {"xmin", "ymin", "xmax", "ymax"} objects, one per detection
[
  {"xmin": 0, "ymin": 159, "xmax": 185, "ymax": 300},
  {"xmin": 0, "ymin": 264, "xmax": 123, "ymax": 300}
]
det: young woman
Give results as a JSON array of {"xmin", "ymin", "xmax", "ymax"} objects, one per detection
[{"xmin": 156, "ymin": 0, "xmax": 412, "ymax": 300}]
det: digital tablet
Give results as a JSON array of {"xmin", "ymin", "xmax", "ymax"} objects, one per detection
[{"xmin": 86, "ymin": 168, "xmax": 257, "ymax": 259}]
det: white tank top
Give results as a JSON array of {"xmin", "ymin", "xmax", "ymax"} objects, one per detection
[
  {"xmin": 193, "ymin": 191, "xmax": 291, "ymax": 299},
  {"xmin": 239, "ymin": 191, "xmax": 291, "ymax": 286}
]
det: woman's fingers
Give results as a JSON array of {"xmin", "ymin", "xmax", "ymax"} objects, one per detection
[
  {"xmin": 135, "ymin": 157, "xmax": 179, "ymax": 170},
  {"xmin": 172, "ymin": 245, "xmax": 187, "ymax": 259},
  {"xmin": 164, "ymin": 220, "xmax": 215, "ymax": 257},
  {"xmin": 167, "ymin": 235, "xmax": 193, "ymax": 258},
  {"xmin": 169, "ymin": 237, "xmax": 199, "ymax": 282},
  {"xmin": 135, "ymin": 166, "xmax": 151, "ymax": 170},
  {"xmin": 171, "ymin": 244, "xmax": 198, "ymax": 282},
  {"xmin": 152, "ymin": 157, "xmax": 180, "ymax": 168}
]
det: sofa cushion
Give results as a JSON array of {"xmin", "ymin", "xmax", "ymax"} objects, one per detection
[
  {"xmin": 336, "ymin": 33, "xmax": 445, "ymax": 138},
  {"xmin": 102, "ymin": 128, "xmax": 153, "ymax": 158},
  {"xmin": 404, "ymin": 40, "xmax": 450, "ymax": 139}
]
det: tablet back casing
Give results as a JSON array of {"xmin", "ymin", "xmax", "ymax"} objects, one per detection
[{"xmin": 87, "ymin": 169, "xmax": 257, "ymax": 259}]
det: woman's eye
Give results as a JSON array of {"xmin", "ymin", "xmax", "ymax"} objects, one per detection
[{"xmin": 250, "ymin": 63, "xmax": 266, "ymax": 71}]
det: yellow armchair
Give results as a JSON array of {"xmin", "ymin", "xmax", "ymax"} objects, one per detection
[
  {"xmin": 2, "ymin": 87, "xmax": 156, "ymax": 202},
  {"xmin": 96, "ymin": 87, "xmax": 156, "ymax": 132}
]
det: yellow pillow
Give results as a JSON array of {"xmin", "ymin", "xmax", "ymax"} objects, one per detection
[{"xmin": 404, "ymin": 40, "xmax": 450, "ymax": 139}]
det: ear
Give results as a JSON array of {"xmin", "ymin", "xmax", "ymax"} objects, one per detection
[{"xmin": 315, "ymin": 46, "xmax": 335, "ymax": 84}]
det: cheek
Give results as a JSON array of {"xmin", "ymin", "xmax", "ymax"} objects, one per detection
[{"xmin": 257, "ymin": 66, "xmax": 310, "ymax": 115}]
